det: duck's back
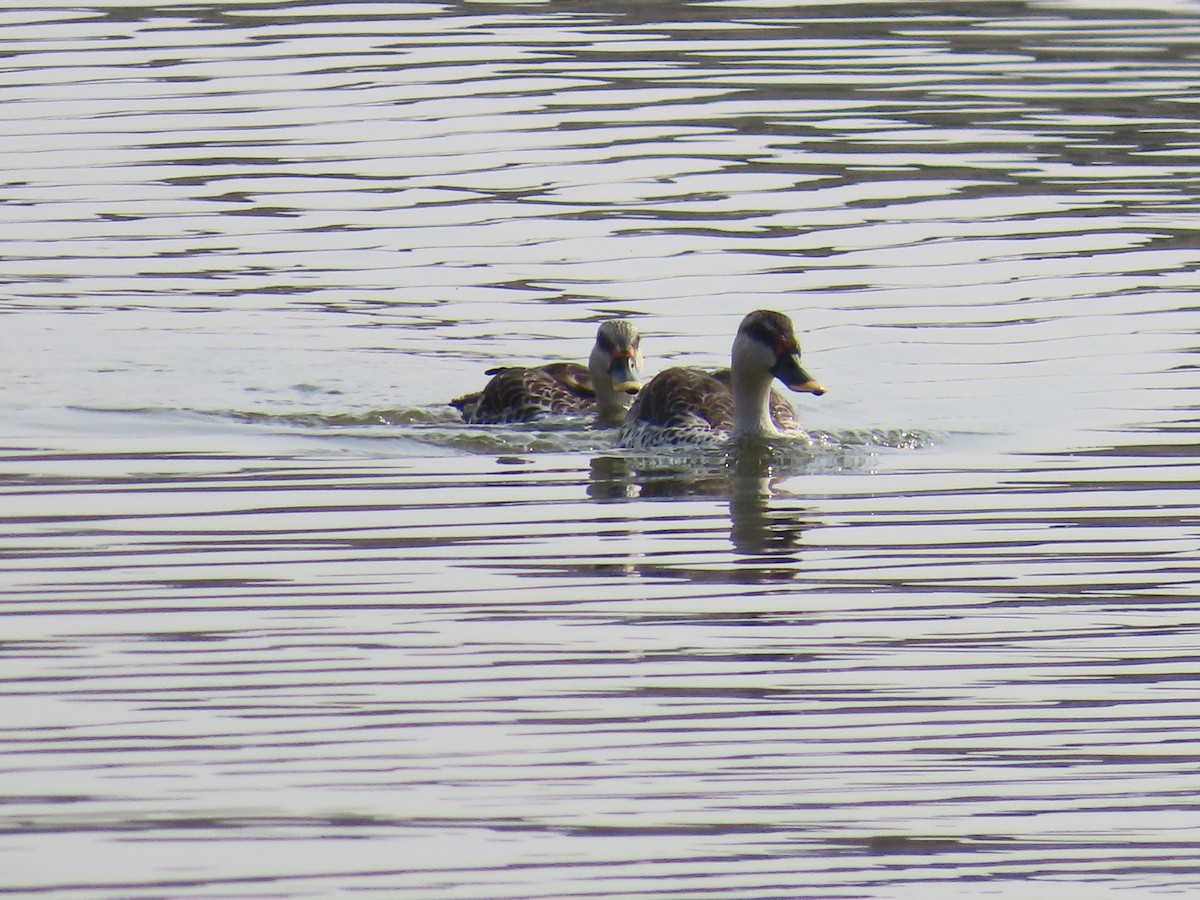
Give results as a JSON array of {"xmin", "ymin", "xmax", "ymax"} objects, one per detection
[
  {"xmin": 453, "ymin": 362, "xmax": 595, "ymax": 424},
  {"xmin": 617, "ymin": 367, "xmax": 734, "ymax": 448}
]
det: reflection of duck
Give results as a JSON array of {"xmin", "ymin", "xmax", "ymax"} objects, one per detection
[
  {"xmin": 586, "ymin": 449, "xmax": 812, "ymax": 572},
  {"xmin": 453, "ymin": 320, "xmax": 643, "ymax": 426},
  {"xmin": 616, "ymin": 310, "xmax": 824, "ymax": 449}
]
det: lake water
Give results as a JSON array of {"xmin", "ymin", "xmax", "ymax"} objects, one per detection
[{"xmin": 2, "ymin": 0, "xmax": 1199, "ymax": 896}]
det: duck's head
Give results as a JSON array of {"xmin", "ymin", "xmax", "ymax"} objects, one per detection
[
  {"xmin": 734, "ymin": 310, "xmax": 825, "ymax": 395},
  {"xmin": 590, "ymin": 319, "xmax": 643, "ymax": 396}
]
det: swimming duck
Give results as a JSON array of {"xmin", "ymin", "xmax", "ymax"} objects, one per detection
[
  {"xmin": 616, "ymin": 310, "xmax": 824, "ymax": 449},
  {"xmin": 452, "ymin": 319, "xmax": 643, "ymax": 426}
]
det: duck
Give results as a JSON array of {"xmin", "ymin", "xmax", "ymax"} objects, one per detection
[
  {"xmin": 452, "ymin": 319, "xmax": 643, "ymax": 426},
  {"xmin": 616, "ymin": 309, "xmax": 824, "ymax": 449}
]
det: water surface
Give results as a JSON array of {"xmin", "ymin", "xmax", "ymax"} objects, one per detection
[{"xmin": 1, "ymin": 0, "xmax": 1199, "ymax": 896}]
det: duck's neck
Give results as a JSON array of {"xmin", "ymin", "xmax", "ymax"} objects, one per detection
[
  {"xmin": 730, "ymin": 366, "xmax": 779, "ymax": 438},
  {"xmin": 589, "ymin": 352, "xmax": 631, "ymax": 426}
]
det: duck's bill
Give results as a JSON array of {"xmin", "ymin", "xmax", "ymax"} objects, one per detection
[
  {"xmin": 772, "ymin": 353, "xmax": 826, "ymax": 396},
  {"xmin": 610, "ymin": 357, "xmax": 642, "ymax": 395}
]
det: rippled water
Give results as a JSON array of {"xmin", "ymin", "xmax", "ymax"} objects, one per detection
[{"xmin": 2, "ymin": 0, "xmax": 1199, "ymax": 896}]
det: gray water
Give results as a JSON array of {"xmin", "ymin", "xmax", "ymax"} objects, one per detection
[{"xmin": 2, "ymin": 1, "xmax": 1199, "ymax": 897}]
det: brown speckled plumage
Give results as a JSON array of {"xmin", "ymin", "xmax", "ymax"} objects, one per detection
[
  {"xmin": 452, "ymin": 362, "xmax": 596, "ymax": 425},
  {"xmin": 617, "ymin": 368, "xmax": 735, "ymax": 448}
]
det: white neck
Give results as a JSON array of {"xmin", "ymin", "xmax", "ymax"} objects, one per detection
[{"xmin": 730, "ymin": 335, "xmax": 781, "ymax": 438}]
